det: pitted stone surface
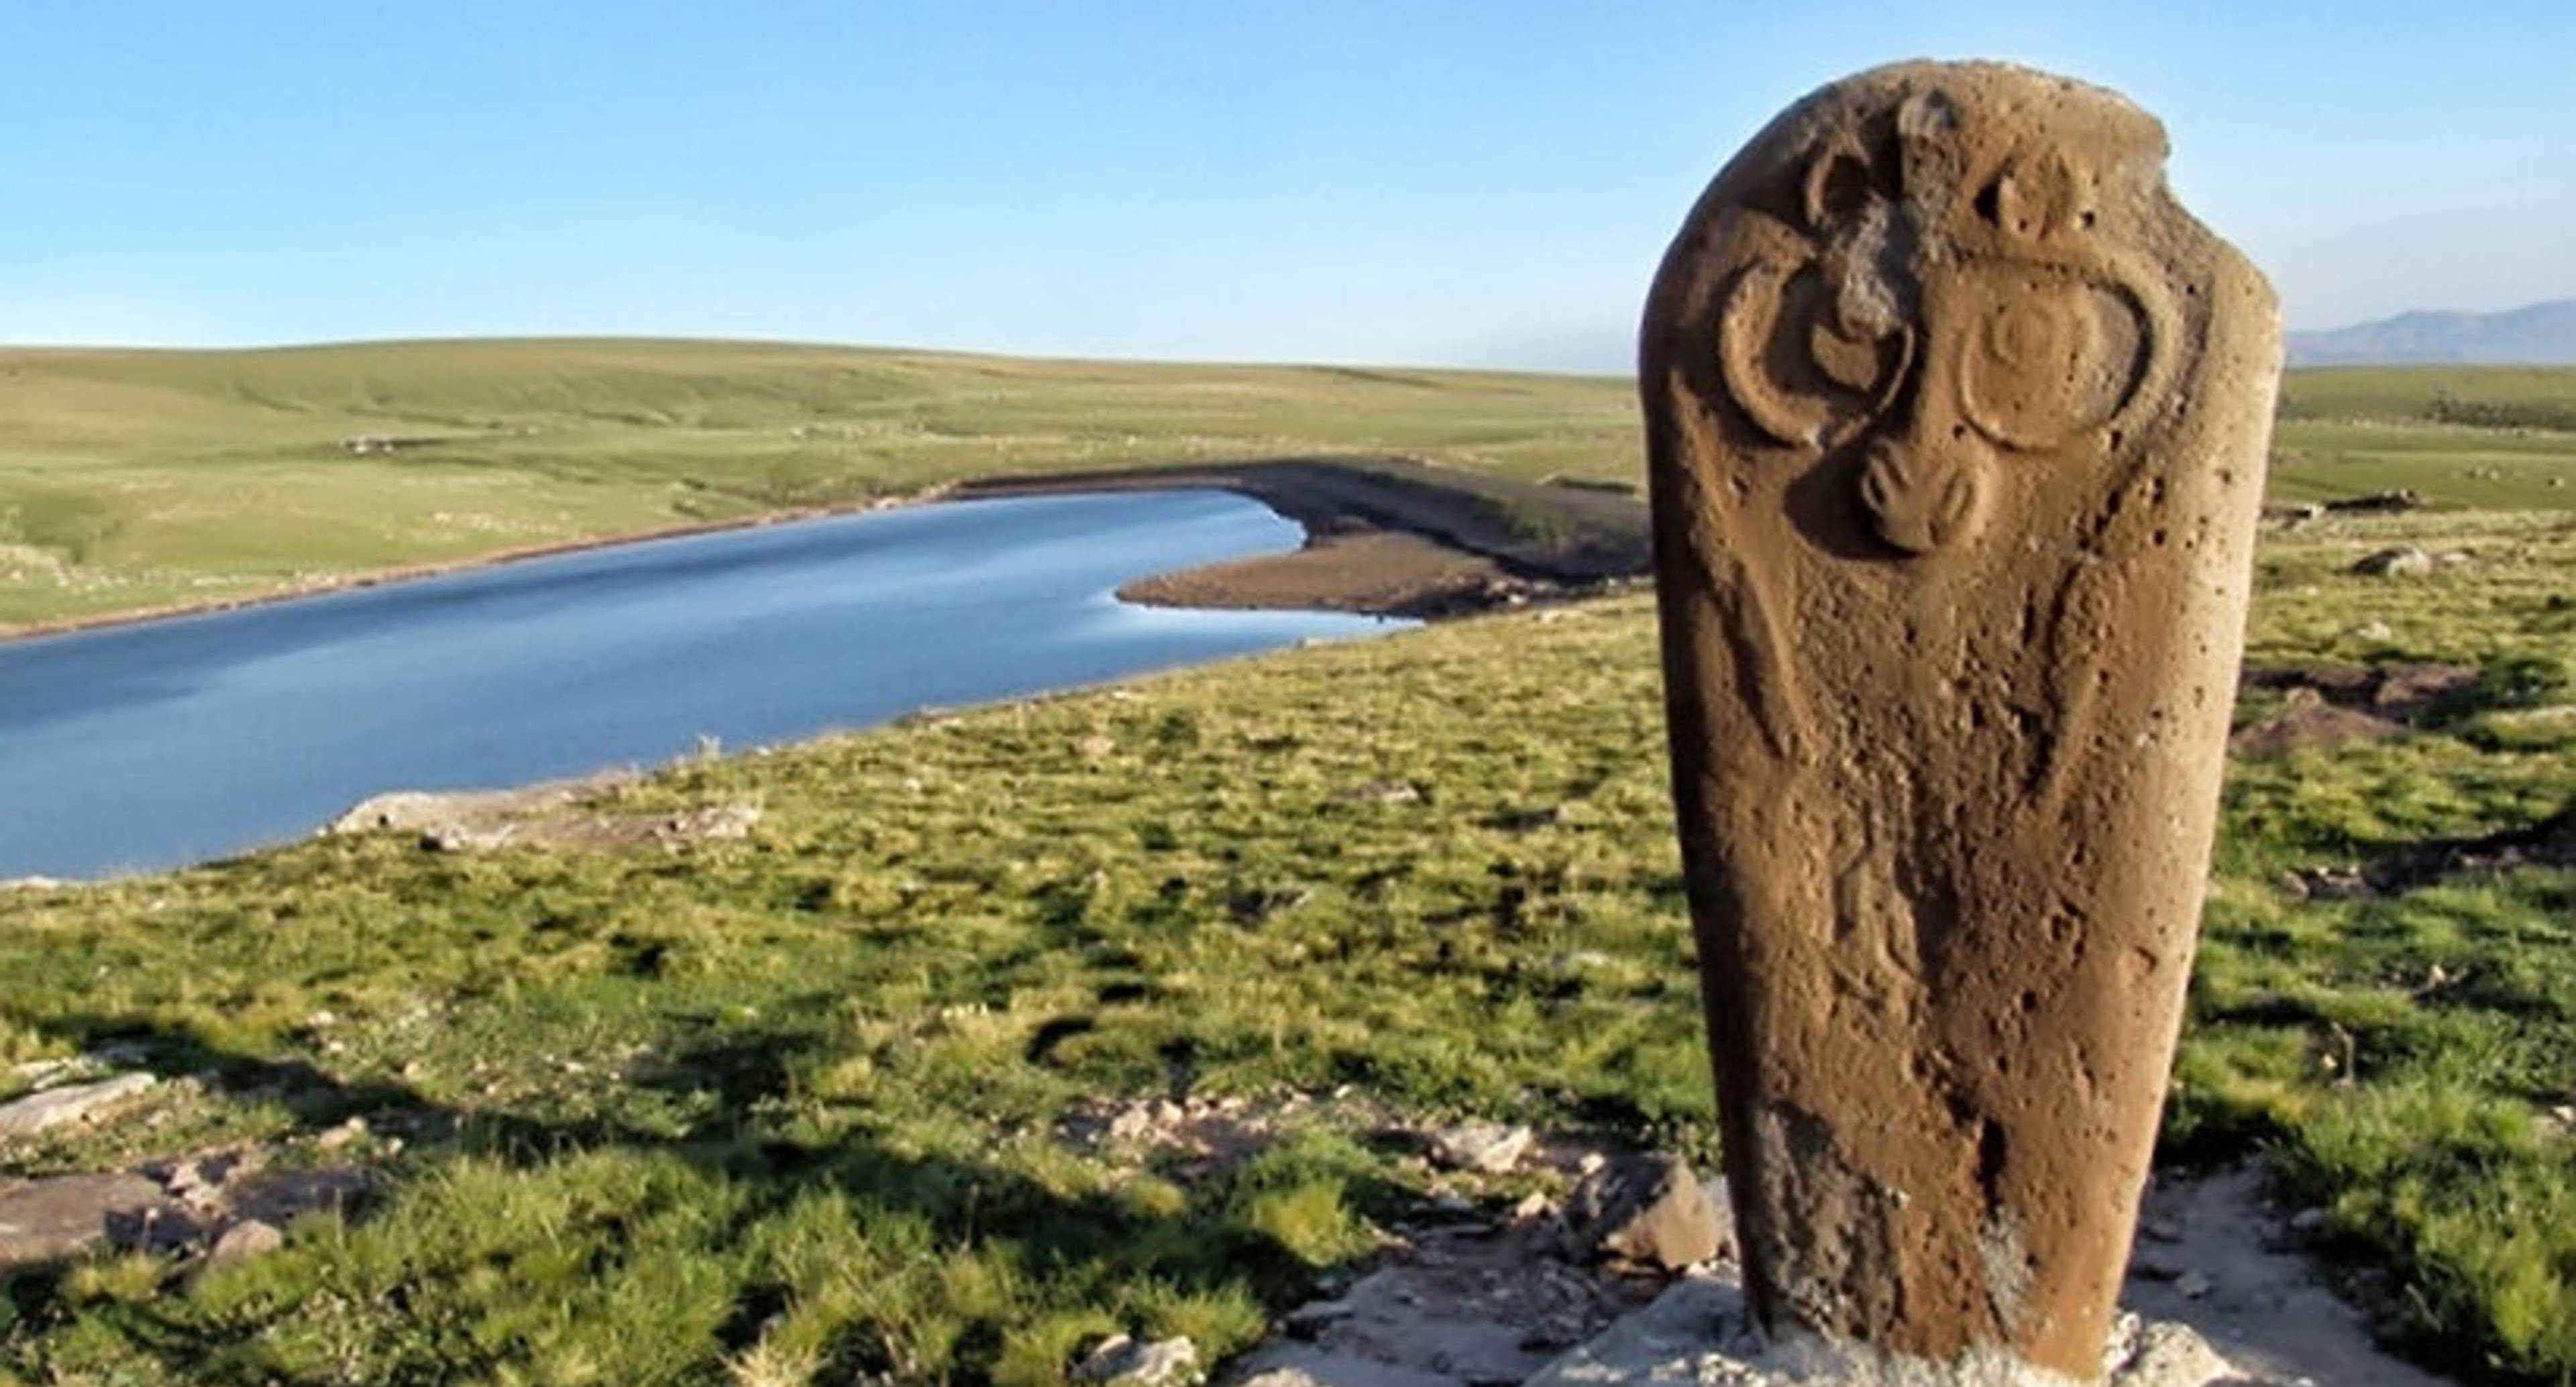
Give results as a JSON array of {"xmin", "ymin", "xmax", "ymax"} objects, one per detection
[{"xmin": 1640, "ymin": 62, "xmax": 2278, "ymax": 1380}]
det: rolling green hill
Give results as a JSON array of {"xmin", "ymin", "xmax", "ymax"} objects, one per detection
[{"xmin": 2, "ymin": 339, "xmax": 2571, "ymax": 631}]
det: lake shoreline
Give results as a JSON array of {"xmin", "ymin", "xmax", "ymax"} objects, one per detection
[{"xmin": 0, "ymin": 457, "xmax": 1650, "ymax": 645}]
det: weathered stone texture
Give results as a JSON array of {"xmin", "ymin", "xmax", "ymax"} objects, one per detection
[{"xmin": 1640, "ymin": 62, "xmax": 2279, "ymax": 1380}]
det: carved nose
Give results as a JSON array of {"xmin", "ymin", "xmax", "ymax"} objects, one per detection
[{"xmin": 1857, "ymin": 428, "xmax": 1990, "ymax": 555}]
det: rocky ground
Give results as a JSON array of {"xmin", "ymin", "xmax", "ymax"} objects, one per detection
[{"xmin": 1, "ymin": 1054, "xmax": 2459, "ymax": 1387}]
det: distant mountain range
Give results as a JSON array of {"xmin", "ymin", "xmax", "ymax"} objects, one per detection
[{"xmin": 2288, "ymin": 299, "xmax": 2576, "ymax": 367}]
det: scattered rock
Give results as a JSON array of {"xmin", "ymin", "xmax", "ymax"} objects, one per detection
[
  {"xmin": 329, "ymin": 773, "xmax": 759, "ymax": 852},
  {"xmin": 2174, "ymin": 1270, "xmax": 2213, "ymax": 1300},
  {"xmin": 1074, "ymin": 734, "xmax": 1118, "ymax": 762},
  {"xmin": 0, "ymin": 1072, "xmax": 156, "ymax": 1140},
  {"xmin": 223, "ymin": 1165, "xmax": 373, "ymax": 1227},
  {"xmin": 207, "ymin": 1218, "xmax": 284, "ymax": 1265},
  {"xmin": 2352, "ymin": 546, "xmax": 2434, "ymax": 577},
  {"xmin": 0, "ymin": 1172, "xmax": 176, "ymax": 1269},
  {"xmin": 315, "ymin": 1117, "xmax": 369, "ymax": 1153},
  {"xmin": 2228, "ymin": 698, "xmax": 2402, "ymax": 757},
  {"xmin": 8, "ymin": 1054, "xmax": 101, "ymax": 1090},
  {"xmin": 1562, "ymin": 1154, "xmax": 1728, "ymax": 1272},
  {"xmin": 2366, "ymin": 663, "xmax": 2483, "ymax": 719},
  {"xmin": 328, "ymin": 777, "xmax": 626, "ymax": 835},
  {"xmin": 1341, "ymin": 781, "xmax": 1423, "ymax": 807},
  {"xmin": 1521, "ymin": 1271, "xmax": 2265, "ymax": 1386},
  {"xmin": 2323, "ymin": 803, "xmax": 2576, "ymax": 895},
  {"xmin": 2282, "ymin": 865, "xmax": 2372, "ymax": 901},
  {"xmin": 1071, "ymin": 1095, "xmax": 1277, "ymax": 1171},
  {"xmin": 1239, "ymin": 1220, "xmax": 1654, "ymax": 1387},
  {"xmin": 2349, "ymin": 620, "xmax": 2394, "ymax": 642},
  {"xmin": 655, "ymin": 802, "xmax": 760, "ymax": 842},
  {"xmin": 152, "ymin": 1148, "xmax": 261, "ymax": 1208},
  {"xmin": 1427, "ymin": 1122, "xmax": 1534, "ymax": 1174},
  {"xmin": 1075, "ymin": 1334, "xmax": 1199, "ymax": 1387},
  {"xmin": 2232, "ymin": 661, "xmax": 2486, "ymax": 757},
  {"xmin": 2322, "ymin": 489, "xmax": 2423, "ymax": 514}
]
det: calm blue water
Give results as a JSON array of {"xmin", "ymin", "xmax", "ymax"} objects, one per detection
[{"xmin": 0, "ymin": 491, "xmax": 1401, "ymax": 879}]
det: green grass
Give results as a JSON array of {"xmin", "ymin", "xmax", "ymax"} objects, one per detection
[
  {"xmin": 0, "ymin": 339, "xmax": 1639, "ymax": 628},
  {"xmin": 0, "ymin": 349, "xmax": 2572, "ymax": 1382},
  {"xmin": 3, "ymin": 342, "xmax": 2573, "ymax": 631},
  {"xmin": 2, "ymin": 503, "xmax": 2571, "ymax": 1384}
]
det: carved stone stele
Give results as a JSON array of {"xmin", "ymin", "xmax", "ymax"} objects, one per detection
[{"xmin": 1640, "ymin": 63, "xmax": 2279, "ymax": 1382}]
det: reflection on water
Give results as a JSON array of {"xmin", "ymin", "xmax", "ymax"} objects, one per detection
[{"xmin": 0, "ymin": 492, "xmax": 1401, "ymax": 879}]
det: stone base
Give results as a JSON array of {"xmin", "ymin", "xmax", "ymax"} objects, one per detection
[{"xmin": 1525, "ymin": 1272, "xmax": 2273, "ymax": 1387}]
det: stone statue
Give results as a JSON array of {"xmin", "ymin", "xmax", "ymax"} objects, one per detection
[{"xmin": 1640, "ymin": 62, "xmax": 2279, "ymax": 1382}]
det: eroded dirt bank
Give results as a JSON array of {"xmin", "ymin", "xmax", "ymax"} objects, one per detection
[{"xmin": 957, "ymin": 457, "xmax": 1653, "ymax": 618}]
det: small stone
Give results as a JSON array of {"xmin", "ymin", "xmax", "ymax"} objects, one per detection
[
  {"xmin": 207, "ymin": 1219, "xmax": 284, "ymax": 1265},
  {"xmin": 1563, "ymin": 1154, "xmax": 1726, "ymax": 1271},
  {"xmin": 1074, "ymin": 734, "xmax": 1118, "ymax": 762},
  {"xmin": 2352, "ymin": 546, "xmax": 2434, "ymax": 577},
  {"xmin": 0, "ymin": 1072, "xmax": 156, "ymax": 1140},
  {"xmin": 1074, "ymin": 1334, "xmax": 1199, "ymax": 1387},
  {"xmin": 2174, "ymin": 1270, "xmax": 2213, "ymax": 1300},
  {"xmin": 1428, "ymin": 1121, "xmax": 1534, "ymax": 1173},
  {"xmin": 2129, "ymin": 1252, "xmax": 2185, "ymax": 1282},
  {"xmin": 1342, "ymin": 780, "xmax": 1421, "ymax": 806},
  {"xmin": 315, "ymin": 1117, "xmax": 368, "ymax": 1152},
  {"xmin": 2350, "ymin": 620, "xmax": 2395, "ymax": 642},
  {"xmin": 1282, "ymin": 1298, "xmax": 1354, "ymax": 1337},
  {"xmin": 2288, "ymin": 1207, "xmax": 2332, "ymax": 1236}
]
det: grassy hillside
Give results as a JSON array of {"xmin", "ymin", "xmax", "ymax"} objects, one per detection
[
  {"xmin": 2, "ymin": 341, "xmax": 2571, "ymax": 630},
  {"xmin": 0, "ymin": 340, "xmax": 1635, "ymax": 628},
  {"xmin": 3, "ymin": 507, "xmax": 2571, "ymax": 1384}
]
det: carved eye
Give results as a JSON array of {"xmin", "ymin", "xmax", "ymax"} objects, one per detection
[
  {"xmin": 1719, "ymin": 249, "xmax": 1913, "ymax": 449},
  {"xmin": 1954, "ymin": 268, "xmax": 2148, "ymax": 451}
]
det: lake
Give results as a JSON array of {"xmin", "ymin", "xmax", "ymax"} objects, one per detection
[{"xmin": 0, "ymin": 490, "xmax": 1402, "ymax": 880}]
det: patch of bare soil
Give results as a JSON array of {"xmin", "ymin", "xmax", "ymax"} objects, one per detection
[
  {"xmin": 2124, "ymin": 1163, "xmax": 2460, "ymax": 1387},
  {"xmin": 2230, "ymin": 661, "xmax": 2483, "ymax": 755},
  {"xmin": 327, "ymin": 772, "xmax": 759, "ymax": 853},
  {"xmin": 1213, "ymin": 1146, "xmax": 2463, "ymax": 1387},
  {"xmin": 958, "ymin": 457, "xmax": 1651, "ymax": 620},
  {"xmin": 1118, "ymin": 530, "xmax": 1534, "ymax": 620},
  {"xmin": 2303, "ymin": 802, "xmax": 2576, "ymax": 897}
]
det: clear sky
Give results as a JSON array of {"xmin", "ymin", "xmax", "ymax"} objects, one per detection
[{"xmin": 3, "ymin": 2, "xmax": 2570, "ymax": 372}]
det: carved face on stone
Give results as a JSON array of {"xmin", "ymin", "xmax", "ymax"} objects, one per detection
[
  {"xmin": 1644, "ymin": 61, "xmax": 2282, "ymax": 1381},
  {"xmin": 1713, "ymin": 88, "xmax": 2176, "ymax": 556}
]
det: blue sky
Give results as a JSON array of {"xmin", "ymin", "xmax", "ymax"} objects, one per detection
[{"xmin": 3, "ymin": 2, "xmax": 2569, "ymax": 372}]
